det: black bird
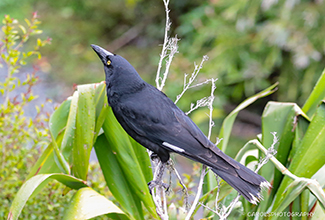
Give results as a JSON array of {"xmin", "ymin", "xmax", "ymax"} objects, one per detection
[{"xmin": 91, "ymin": 44, "xmax": 270, "ymax": 204}]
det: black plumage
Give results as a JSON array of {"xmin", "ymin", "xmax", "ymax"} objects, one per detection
[{"xmin": 91, "ymin": 44, "xmax": 270, "ymax": 204}]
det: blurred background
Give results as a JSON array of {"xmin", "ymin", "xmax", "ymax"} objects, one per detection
[
  {"xmin": 2, "ymin": 0, "xmax": 325, "ymax": 218},
  {"xmin": 2, "ymin": 0, "xmax": 325, "ymax": 147},
  {"xmin": 2, "ymin": 0, "xmax": 325, "ymax": 145}
]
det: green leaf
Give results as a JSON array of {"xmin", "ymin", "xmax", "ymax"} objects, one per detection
[
  {"xmin": 7, "ymin": 174, "xmax": 87, "ymax": 220},
  {"xmin": 261, "ymin": 102, "xmax": 309, "ymax": 187},
  {"xmin": 289, "ymin": 102, "xmax": 325, "ymax": 178},
  {"xmin": 101, "ymin": 109, "xmax": 156, "ymax": 217},
  {"xmin": 63, "ymin": 187, "xmax": 127, "ymax": 220},
  {"xmin": 24, "ymin": 18, "xmax": 31, "ymax": 26},
  {"xmin": 219, "ymin": 82, "xmax": 278, "ymax": 153},
  {"xmin": 72, "ymin": 84, "xmax": 96, "ymax": 180},
  {"xmin": 27, "ymin": 141, "xmax": 61, "ymax": 179},
  {"xmin": 49, "ymin": 99, "xmax": 71, "ymax": 139},
  {"xmin": 311, "ymin": 201, "xmax": 325, "ymax": 219},
  {"xmin": 272, "ymin": 102, "xmax": 325, "ymax": 214},
  {"xmin": 303, "ymin": 68, "xmax": 325, "ymax": 118},
  {"xmin": 94, "ymin": 134, "xmax": 144, "ymax": 220},
  {"xmin": 129, "ymin": 138, "xmax": 153, "ymax": 183},
  {"xmin": 50, "ymin": 129, "xmax": 70, "ymax": 174},
  {"xmin": 29, "ymin": 98, "xmax": 72, "ymax": 178},
  {"xmin": 61, "ymin": 91, "xmax": 78, "ymax": 161},
  {"xmin": 300, "ymin": 190, "xmax": 309, "ymax": 220},
  {"xmin": 93, "ymin": 82, "xmax": 108, "ymax": 144}
]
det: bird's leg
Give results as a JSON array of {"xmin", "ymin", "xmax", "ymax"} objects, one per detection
[
  {"xmin": 148, "ymin": 161, "xmax": 168, "ymax": 194},
  {"xmin": 166, "ymin": 159, "xmax": 190, "ymax": 210}
]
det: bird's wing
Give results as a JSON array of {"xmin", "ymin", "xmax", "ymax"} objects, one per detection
[
  {"xmin": 116, "ymin": 88, "xmax": 239, "ymax": 170},
  {"xmin": 171, "ymin": 107, "xmax": 240, "ymax": 169}
]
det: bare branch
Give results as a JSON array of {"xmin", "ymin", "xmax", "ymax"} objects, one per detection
[
  {"xmin": 255, "ymin": 132, "xmax": 278, "ymax": 173},
  {"xmin": 175, "ymin": 55, "xmax": 209, "ymax": 103},
  {"xmin": 156, "ymin": 0, "xmax": 179, "ymax": 91},
  {"xmin": 207, "ymin": 79, "xmax": 217, "ymax": 140},
  {"xmin": 167, "ymin": 160, "xmax": 189, "ymax": 210},
  {"xmin": 185, "ymin": 165, "xmax": 207, "ymax": 220},
  {"xmin": 150, "ymin": 158, "xmax": 169, "ymax": 220}
]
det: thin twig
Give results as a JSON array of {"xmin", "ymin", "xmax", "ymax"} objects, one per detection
[
  {"xmin": 156, "ymin": 0, "xmax": 170, "ymax": 89},
  {"xmin": 207, "ymin": 79, "xmax": 217, "ymax": 140},
  {"xmin": 175, "ymin": 55, "xmax": 209, "ymax": 103},
  {"xmin": 185, "ymin": 166, "xmax": 207, "ymax": 220},
  {"xmin": 156, "ymin": 0, "xmax": 179, "ymax": 91},
  {"xmin": 150, "ymin": 159, "xmax": 169, "ymax": 220},
  {"xmin": 167, "ymin": 160, "xmax": 189, "ymax": 209},
  {"xmin": 255, "ymin": 132, "xmax": 278, "ymax": 173}
]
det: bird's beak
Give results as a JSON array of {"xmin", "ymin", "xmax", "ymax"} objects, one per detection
[{"xmin": 91, "ymin": 44, "xmax": 114, "ymax": 62}]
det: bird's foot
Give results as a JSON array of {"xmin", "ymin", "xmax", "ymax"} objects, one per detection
[{"xmin": 148, "ymin": 180, "xmax": 169, "ymax": 195}]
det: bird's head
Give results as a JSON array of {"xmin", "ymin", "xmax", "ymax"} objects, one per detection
[{"xmin": 91, "ymin": 44, "xmax": 143, "ymax": 90}]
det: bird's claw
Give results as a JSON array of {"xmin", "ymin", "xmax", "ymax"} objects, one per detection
[{"xmin": 148, "ymin": 180, "xmax": 169, "ymax": 194}]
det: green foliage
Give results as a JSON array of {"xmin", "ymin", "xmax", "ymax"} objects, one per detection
[
  {"xmin": 8, "ymin": 82, "xmax": 157, "ymax": 220},
  {"xmin": 0, "ymin": 14, "xmax": 113, "ymax": 220},
  {"xmin": 240, "ymin": 69, "xmax": 325, "ymax": 219},
  {"xmin": 177, "ymin": 0, "xmax": 325, "ymax": 104},
  {"xmin": 0, "ymin": 13, "xmax": 53, "ymax": 219}
]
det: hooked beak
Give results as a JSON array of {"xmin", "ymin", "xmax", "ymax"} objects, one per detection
[{"xmin": 91, "ymin": 44, "xmax": 114, "ymax": 62}]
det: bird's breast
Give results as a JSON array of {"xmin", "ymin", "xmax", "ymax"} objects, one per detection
[{"xmin": 106, "ymin": 87, "xmax": 121, "ymax": 106}]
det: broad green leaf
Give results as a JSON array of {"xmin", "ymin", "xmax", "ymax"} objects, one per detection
[
  {"xmin": 48, "ymin": 96, "xmax": 71, "ymax": 174},
  {"xmin": 28, "ymin": 99, "xmax": 72, "ymax": 178},
  {"xmin": 93, "ymin": 83, "xmax": 109, "ymax": 144},
  {"xmin": 272, "ymin": 102, "xmax": 325, "ymax": 214},
  {"xmin": 129, "ymin": 138, "xmax": 153, "ymax": 183},
  {"xmin": 101, "ymin": 109, "xmax": 158, "ymax": 218},
  {"xmin": 270, "ymin": 178, "xmax": 325, "ymax": 220},
  {"xmin": 303, "ymin": 68, "xmax": 325, "ymax": 118},
  {"xmin": 219, "ymin": 82, "xmax": 278, "ymax": 153},
  {"xmin": 29, "ymin": 82, "xmax": 107, "ymax": 179},
  {"xmin": 50, "ymin": 129, "xmax": 70, "ymax": 174},
  {"xmin": 27, "ymin": 141, "xmax": 60, "ymax": 179},
  {"xmin": 291, "ymin": 194, "xmax": 302, "ymax": 220},
  {"xmin": 61, "ymin": 91, "xmax": 78, "ymax": 161},
  {"xmin": 94, "ymin": 134, "xmax": 144, "ymax": 220},
  {"xmin": 288, "ymin": 102, "xmax": 325, "ymax": 178},
  {"xmin": 290, "ymin": 115, "xmax": 310, "ymax": 162},
  {"xmin": 93, "ymin": 82, "xmax": 106, "ymax": 118},
  {"xmin": 258, "ymin": 102, "xmax": 310, "ymax": 213},
  {"xmin": 307, "ymin": 180, "xmax": 325, "ymax": 210},
  {"xmin": 261, "ymin": 102, "xmax": 309, "ymax": 189},
  {"xmin": 300, "ymin": 190, "xmax": 309, "ymax": 220},
  {"xmin": 63, "ymin": 187, "xmax": 127, "ymax": 220},
  {"xmin": 49, "ymin": 99, "xmax": 71, "ymax": 139},
  {"xmin": 311, "ymin": 202, "xmax": 325, "ymax": 220},
  {"xmin": 270, "ymin": 180, "xmax": 309, "ymax": 220},
  {"xmin": 72, "ymin": 84, "xmax": 96, "ymax": 180},
  {"xmin": 7, "ymin": 174, "xmax": 87, "ymax": 220}
]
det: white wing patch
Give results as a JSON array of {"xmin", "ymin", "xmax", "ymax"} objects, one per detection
[{"xmin": 162, "ymin": 142, "xmax": 185, "ymax": 153}]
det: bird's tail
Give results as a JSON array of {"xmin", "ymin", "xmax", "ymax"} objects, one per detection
[{"xmin": 211, "ymin": 162, "xmax": 270, "ymax": 204}]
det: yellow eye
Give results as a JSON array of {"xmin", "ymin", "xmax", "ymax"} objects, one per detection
[{"xmin": 107, "ymin": 59, "xmax": 111, "ymax": 65}]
